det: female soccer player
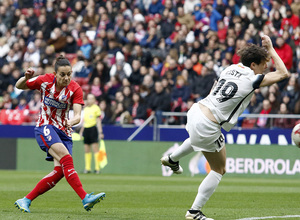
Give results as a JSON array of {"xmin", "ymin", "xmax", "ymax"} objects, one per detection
[
  {"xmin": 14, "ymin": 55, "xmax": 105, "ymax": 213},
  {"xmin": 161, "ymin": 35, "xmax": 290, "ymax": 220},
  {"xmin": 80, "ymin": 94, "xmax": 104, "ymax": 174}
]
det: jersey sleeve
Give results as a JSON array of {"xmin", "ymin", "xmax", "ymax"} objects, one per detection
[
  {"xmin": 26, "ymin": 75, "xmax": 46, "ymax": 90},
  {"xmin": 251, "ymin": 74, "xmax": 265, "ymax": 89},
  {"xmin": 96, "ymin": 106, "xmax": 101, "ymax": 117},
  {"xmin": 72, "ymin": 87, "xmax": 84, "ymax": 105}
]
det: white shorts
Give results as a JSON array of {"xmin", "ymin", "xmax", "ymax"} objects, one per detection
[{"xmin": 186, "ymin": 103, "xmax": 225, "ymax": 152}]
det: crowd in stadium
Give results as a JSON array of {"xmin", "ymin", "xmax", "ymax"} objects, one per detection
[{"xmin": 0, "ymin": 0, "xmax": 299, "ymax": 128}]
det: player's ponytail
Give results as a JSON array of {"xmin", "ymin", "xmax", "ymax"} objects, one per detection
[{"xmin": 54, "ymin": 55, "xmax": 71, "ymax": 71}]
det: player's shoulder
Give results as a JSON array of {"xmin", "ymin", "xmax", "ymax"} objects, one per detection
[
  {"xmin": 68, "ymin": 80, "xmax": 82, "ymax": 92},
  {"xmin": 43, "ymin": 73, "xmax": 55, "ymax": 81},
  {"xmin": 93, "ymin": 104, "xmax": 101, "ymax": 110}
]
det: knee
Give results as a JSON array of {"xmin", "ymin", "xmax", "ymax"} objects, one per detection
[{"xmin": 213, "ymin": 167, "xmax": 226, "ymax": 176}]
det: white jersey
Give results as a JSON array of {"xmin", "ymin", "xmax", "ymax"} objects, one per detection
[{"xmin": 200, "ymin": 63, "xmax": 264, "ymax": 131}]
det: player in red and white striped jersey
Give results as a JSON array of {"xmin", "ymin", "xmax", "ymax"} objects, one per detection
[
  {"xmin": 14, "ymin": 55, "xmax": 105, "ymax": 213},
  {"xmin": 27, "ymin": 71, "xmax": 83, "ymax": 136}
]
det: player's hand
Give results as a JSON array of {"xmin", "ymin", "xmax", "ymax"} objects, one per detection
[
  {"xmin": 99, "ymin": 133, "xmax": 104, "ymax": 140},
  {"xmin": 63, "ymin": 120, "xmax": 73, "ymax": 132},
  {"xmin": 261, "ymin": 35, "xmax": 273, "ymax": 51},
  {"xmin": 25, "ymin": 68, "xmax": 35, "ymax": 80}
]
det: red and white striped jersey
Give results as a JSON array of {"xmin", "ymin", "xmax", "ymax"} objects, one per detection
[{"xmin": 26, "ymin": 73, "xmax": 84, "ymax": 136}]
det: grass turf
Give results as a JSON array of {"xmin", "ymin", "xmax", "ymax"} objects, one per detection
[{"xmin": 0, "ymin": 170, "xmax": 300, "ymax": 220}]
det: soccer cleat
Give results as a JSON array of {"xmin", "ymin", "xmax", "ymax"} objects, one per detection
[
  {"xmin": 160, "ymin": 155, "xmax": 183, "ymax": 174},
  {"xmin": 14, "ymin": 197, "xmax": 31, "ymax": 213},
  {"xmin": 83, "ymin": 170, "xmax": 91, "ymax": 174},
  {"xmin": 185, "ymin": 209, "xmax": 214, "ymax": 220},
  {"xmin": 82, "ymin": 192, "xmax": 105, "ymax": 211}
]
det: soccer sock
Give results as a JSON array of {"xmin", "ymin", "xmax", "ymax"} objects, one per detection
[
  {"xmin": 94, "ymin": 152, "xmax": 100, "ymax": 171},
  {"xmin": 85, "ymin": 152, "xmax": 92, "ymax": 171},
  {"xmin": 170, "ymin": 138, "xmax": 194, "ymax": 162},
  {"xmin": 60, "ymin": 155, "xmax": 87, "ymax": 200},
  {"xmin": 25, "ymin": 166, "xmax": 64, "ymax": 201},
  {"xmin": 191, "ymin": 170, "xmax": 223, "ymax": 210}
]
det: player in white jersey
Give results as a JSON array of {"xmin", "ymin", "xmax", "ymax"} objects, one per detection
[{"xmin": 161, "ymin": 35, "xmax": 289, "ymax": 220}]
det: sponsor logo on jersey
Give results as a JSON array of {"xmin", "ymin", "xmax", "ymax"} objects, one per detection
[
  {"xmin": 44, "ymin": 96, "xmax": 67, "ymax": 109},
  {"xmin": 47, "ymin": 135, "xmax": 52, "ymax": 141}
]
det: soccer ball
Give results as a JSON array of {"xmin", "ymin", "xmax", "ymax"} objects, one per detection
[{"xmin": 291, "ymin": 123, "xmax": 300, "ymax": 147}]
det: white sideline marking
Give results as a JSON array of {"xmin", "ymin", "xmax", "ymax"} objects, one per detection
[{"xmin": 236, "ymin": 215, "xmax": 300, "ymax": 220}]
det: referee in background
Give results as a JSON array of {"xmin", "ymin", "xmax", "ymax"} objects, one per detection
[{"xmin": 80, "ymin": 94, "xmax": 104, "ymax": 174}]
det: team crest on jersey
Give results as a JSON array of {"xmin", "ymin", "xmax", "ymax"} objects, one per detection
[{"xmin": 60, "ymin": 95, "xmax": 67, "ymax": 102}]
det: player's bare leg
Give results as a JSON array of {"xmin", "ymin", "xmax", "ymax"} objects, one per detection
[{"xmin": 186, "ymin": 147, "xmax": 226, "ymax": 220}]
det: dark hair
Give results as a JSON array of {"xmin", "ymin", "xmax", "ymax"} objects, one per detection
[
  {"xmin": 54, "ymin": 55, "xmax": 71, "ymax": 71},
  {"xmin": 237, "ymin": 44, "xmax": 269, "ymax": 67}
]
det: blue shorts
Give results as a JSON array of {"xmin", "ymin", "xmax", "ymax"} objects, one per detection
[{"xmin": 34, "ymin": 125, "xmax": 73, "ymax": 161}]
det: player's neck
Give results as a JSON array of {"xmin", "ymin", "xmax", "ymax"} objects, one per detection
[{"xmin": 55, "ymin": 85, "xmax": 65, "ymax": 92}]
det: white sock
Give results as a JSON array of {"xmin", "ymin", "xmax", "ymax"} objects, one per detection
[
  {"xmin": 170, "ymin": 138, "xmax": 194, "ymax": 162},
  {"xmin": 191, "ymin": 170, "xmax": 222, "ymax": 210}
]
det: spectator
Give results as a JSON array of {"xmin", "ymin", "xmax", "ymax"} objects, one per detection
[
  {"xmin": 23, "ymin": 42, "xmax": 40, "ymax": 67},
  {"xmin": 90, "ymin": 77, "xmax": 103, "ymax": 100},
  {"xmin": 148, "ymin": 0, "xmax": 164, "ymax": 15},
  {"xmin": 247, "ymin": 93, "xmax": 263, "ymax": 114},
  {"xmin": 273, "ymin": 103, "xmax": 295, "ymax": 129},
  {"xmin": 15, "ymin": 97, "xmax": 29, "ymax": 110},
  {"xmin": 109, "ymin": 51, "xmax": 132, "ymax": 80},
  {"xmin": 140, "ymin": 26, "xmax": 159, "ymax": 49},
  {"xmin": 148, "ymin": 80, "xmax": 171, "ymax": 124},
  {"xmin": 280, "ymin": 5, "xmax": 299, "ymax": 32},
  {"xmin": 291, "ymin": 0, "xmax": 300, "ymax": 17},
  {"xmin": 47, "ymin": 28, "xmax": 67, "ymax": 53},
  {"xmin": 28, "ymin": 91, "xmax": 41, "ymax": 112},
  {"xmin": 131, "ymin": 44, "xmax": 152, "ymax": 67},
  {"xmin": 171, "ymin": 75, "xmax": 191, "ymax": 112},
  {"xmin": 205, "ymin": 4, "xmax": 222, "ymax": 31},
  {"xmin": 64, "ymin": 33, "xmax": 78, "ymax": 54},
  {"xmin": 271, "ymin": 10, "xmax": 283, "ymax": 33},
  {"xmin": 192, "ymin": 64, "xmax": 217, "ymax": 101},
  {"xmin": 82, "ymin": 8, "xmax": 100, "ymax": 30},
  {"xmin": 177, "ymin": 6, "xmax": 195, "ymax": 30},
  {"xmin": 0, "ymin": 37, "xmax": 10, "ymax": 58},
  {"xmin": 256, "ymin": 99, "xmax": 275, "ymax": 128},
  {"xmin": 151, "ymin": 56, "xmax": 163, "ymax": 75},
  {"xmin": 111, "ymin": 102, "xmax": 126, "ymax": 124},
  {"xmin": 80, "ymin": 36, "xmax": 92, "ymax": 59},
  {"xmin": 184, "ymin": 0, "xmax": 201, "ymax": 14},
  {"xmin": 251, "ymin": 7, "xmax": 267, "ymax": 31},
  {"xmin": 89, "ymin": 60, "xmax": 110, "ymax": 86},
  {"xmin": 269, "ymin": 0, "xmax": 286, "ymax": 22},
  {"xmin": 274, "ymin": 36, "xmax": 293, "ymax": 71},
  {"xmin": 99, "ymin": 99, "xmax": 113, "ymax": 125},
  {"xmin": 0, "ymin": 64, "xmax": 14, "ymax": 95},
  {"xmin": 281, "ymin": 75, "xmax": 300, "ymax": 113},
  {"xmin": 129, "ymin": 92, "xmax": 148, "ymax": 126},
  {"xmin": 105, "ymin": 75, "xmax": 122, "ymax": 102}
]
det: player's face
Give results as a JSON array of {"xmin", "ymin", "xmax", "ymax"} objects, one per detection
[
  {"xmin": 252, "ymin": 61, "xmax": 267, "ymax": 74},
  {"xmin": 55, "ymin": 66, "xmax": 72, "ymax": 88},
  {"xmin": 86, "ymin": 94, "xmax": 95, "ymax": 106}
]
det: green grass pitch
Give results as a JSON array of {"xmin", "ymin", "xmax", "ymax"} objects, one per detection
[{"xmin": 0, "ymin": 170, "xmax": 300, "ymax": 220}]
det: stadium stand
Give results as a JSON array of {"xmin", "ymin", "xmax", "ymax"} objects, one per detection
[{"xmin": 0, "ymin": 0, "xmax": 299, "ymax": 127}]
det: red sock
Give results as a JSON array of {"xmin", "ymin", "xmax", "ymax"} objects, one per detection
[
  {"xmin": 26, "ymin": 166, "xmax": 64, "ymax": 201},
  {"xmin": 60, "ymin": 155, "xmax": 87, "ymax": 200}
]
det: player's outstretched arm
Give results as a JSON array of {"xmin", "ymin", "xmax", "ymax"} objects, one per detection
[
  {"xmin": 15, "ymin": 68, "xmax": 35, "ymax": 90},
  {"xmin": 260, "ymin": 35, "xmax": 290, "ymax": 87}
]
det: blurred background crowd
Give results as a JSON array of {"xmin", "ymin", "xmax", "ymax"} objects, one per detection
[{"xmin": 0, "ymin": 0, "xmax": 299, "ymax": 128}]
